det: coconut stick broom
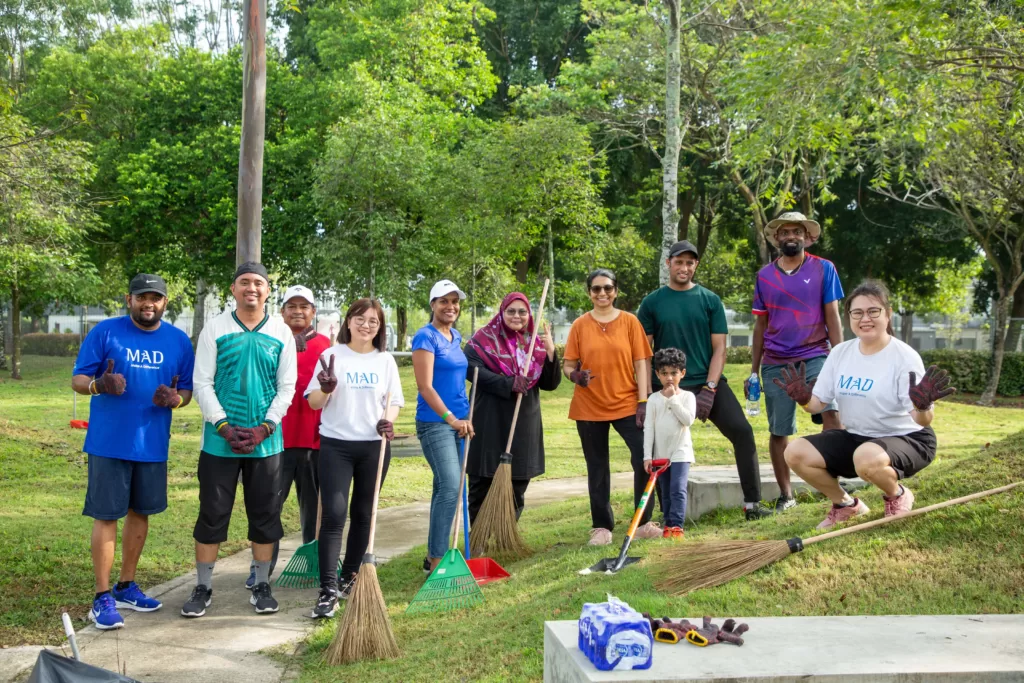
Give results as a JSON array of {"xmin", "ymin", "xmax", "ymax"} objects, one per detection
[
  {"xmin": 326, "ymin": 393, "xmax": 399, "ymax": 665},
  {"xmin": 654, "ymin": 480, "xmax": 1023, "ymax": 596},
  {"xmin": 469, "ymin": 279, "xmax": 550, "ymax": 558}
]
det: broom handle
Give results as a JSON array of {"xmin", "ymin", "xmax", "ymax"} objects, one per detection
[
  {"xmin": 451, "ymin": 368, "xmax": 480, "ymax": 549},
  {"xmin": 314, "ymin": 493, "xmax": 322, "ymax": 541},
  {"xmin": 804, "ymin": 480, "xmax": 1023, "ymax": 547},
  {"xmin": 504, "ymin": 279, "xmax": 550, "ymax": 452},
  {"xmin": 364, "ymin": 392, "xmax": 392, "ymax": 555}
]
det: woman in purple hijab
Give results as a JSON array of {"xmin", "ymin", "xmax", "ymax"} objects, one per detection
[{"xmin": 464, "ymin": 292, "xmax": 562, "ymax": 522}]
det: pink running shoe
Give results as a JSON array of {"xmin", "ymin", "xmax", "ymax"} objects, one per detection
[
  {"xmin": 884, "ymin": 486, "xmax": 915, "ymax": 518},
  {"xmin": 816, "ymin": 498, "xmax": 870, "ymax": 529},
  {"xmin": 633, "ymin": 522, "xmax": 662, "ymax": 540},
  {"xmin": 588, "ymin": 528, "xmax": 613, "ymax": 546}
]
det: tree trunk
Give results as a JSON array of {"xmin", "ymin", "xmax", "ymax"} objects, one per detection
[
  {"xmin": 236, "ymin": 0, "xmax": 267, "ymax": 266},
  {"xmin": 547, "ymin": 221, "xmax": 556, "ymax": 315},
  {"xmin": 191, "ymin": 278, "xmax": 207, "ymax": 348},
  {"xmin": 0, "ymin": 302, "xmax": 7, "ymax": 370},
  {"xmin": 11, "ymin": 282, "xmax": 22, "ymax": 380},
  {"xmin": 979, "ymin": 293, "xmax": 1010, "ymax": 406},
  {"xmin": 901, "ymin": 312, "xmax": 914, "ymax": 345},
  {"xmin": 470, "ymin": 245, "xmax": 477, "ymax": 334},
  {"xmin": 396, "ymin": 306, "xmax": 407, "ymax": 352},
  {"xmin": 515, "ymin": 259, "xmax": 529, "ymax": 284},
  {"xmin": 659, "ymin": 0, "xmax": 681, "ymax": 286},
  {"xmin": 729, "ymin": 168, "xmax": 770, "ymax": 264},
  {"xmin": 1005, "ymin": 279, "xmax": 1024, "ymax": 353}
]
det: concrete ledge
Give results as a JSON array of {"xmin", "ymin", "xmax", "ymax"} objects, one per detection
[
  {"xmin": 544, "ymin": 615, "xmax": 1024, "ymax": 682},
  {"xmin": 685, "ymin": 465, "xmax": 864, "ymax": 521}
]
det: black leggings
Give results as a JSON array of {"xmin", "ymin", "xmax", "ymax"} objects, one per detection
[
  {"xmin": 317, "ymin": 436, "xmax": 391, "ymax": 588},
  {"xmin": 576, "ymin": 416, "xmax": 650, "ymax": 530},
  {"xmin": 682, "ymin": 378, "xmax": 761, "ymax": 504}
]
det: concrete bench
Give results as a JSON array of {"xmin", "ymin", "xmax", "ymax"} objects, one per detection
[{"xmin": 544, "ymin": 615, "xmax": 1024, "ymax": 682}]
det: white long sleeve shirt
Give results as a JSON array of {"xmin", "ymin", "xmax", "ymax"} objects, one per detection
[
  {"xmin": 194, "ymin": 309, "xmax": 297, "ymax": 458},
  {"xmin": 643, "ymin": 390, "xmax": 696, "ymax": 463}
]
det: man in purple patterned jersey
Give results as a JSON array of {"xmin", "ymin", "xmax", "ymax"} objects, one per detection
[{"xmin": 747, "ymin": 211, "xmax": 845, "ymax": 511}]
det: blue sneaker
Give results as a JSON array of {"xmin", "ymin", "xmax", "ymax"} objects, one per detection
[
  {"xmin": 112, "ymin": 581, "xmax": 162, "ymax": 612},
  {"xmin": 245, "ymin": 569, "xmax": 256, "ymax": 590},
  {"xmin": 89, "ymin": 593, "xmax": 124, "ymax": 630}
]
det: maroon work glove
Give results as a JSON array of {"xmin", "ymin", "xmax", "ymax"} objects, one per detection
[
  {"xmin": 317, "ymin": 354, "xmax": 338, "ymax": 393},
  {"xmin": 636, "ymin": 401, "xmax": 647, "ymax": 428},
  {"xmin": 293, "ymin": 325, "xmax": 316, "ymax": 353},
  {"xmin": 909, "ymin": 365, "xmax": 956, "ymax": 410},
  {"xmin": 773, "ymin": 362, "xmax": 815, "ymax": 405},
  {"xmin": 376, "ymin": 418, "xmax": 394, "ymax": 441},
  {"xmin": 695, "ymin": 387, "xmax": 716, "ymax": 422},
  {"xmin": 693, "ymin": 616, "xmax": 748, "ymax": 646},
  {"xmin": 152, "ymin": 375, "xmax": 181, "ymax": 408},
  {"xmin": 569, "ymin": 362, "xmax": 593, "ymax": 387},
  {"xmin": 230, "ymin": 422, "xmax": 274, "ymax": 454},
  {"xmin": 511, "ymin": 375, "xmax": 529, "ymax": 394},
  {"xmin": 216, "ymin": 422, "xmax": 249, "ymax": 453},
  {"xmin": 94, "ymin": 359, "xmax": 126, "ymax": 395}
]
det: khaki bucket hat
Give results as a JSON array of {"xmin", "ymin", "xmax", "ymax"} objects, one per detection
[{"xmin": 764, "ymin": 211, "xmax": 821, "ymax": 247}]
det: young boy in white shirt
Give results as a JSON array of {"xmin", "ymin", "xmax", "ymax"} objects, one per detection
[{"xmin": 643, "ymin": 348, "xmax": 697, "ymax": 538}]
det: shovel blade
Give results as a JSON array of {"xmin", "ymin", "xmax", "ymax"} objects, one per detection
[{"xmin": 578, "ymin": 556, "xmax": 641, "ymax": 575}]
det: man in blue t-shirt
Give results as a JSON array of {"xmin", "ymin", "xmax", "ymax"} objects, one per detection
[{"xmin": 72, "ymin": 274, "xmax": 195, "ymax": 631}]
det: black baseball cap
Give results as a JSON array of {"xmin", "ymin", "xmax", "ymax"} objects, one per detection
[
  {"xmin": 668, "ymin": 240, "xmax": 699, "ymax": 259},
  {"xmin": 129, "ymin": 273, "xmax": 168, "ymax": 296}
]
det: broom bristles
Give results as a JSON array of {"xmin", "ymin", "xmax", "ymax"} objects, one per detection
[
  {"xmin": 469, "ymin": 462, "xmax": 527, "ymax": 558},
  {"xmin": 653, "ymin": 539, "xmax": 793, "ymax": 595},
  {"xmin": 325, "ymin": 563, "xmax": 399, "ymax": 665}
]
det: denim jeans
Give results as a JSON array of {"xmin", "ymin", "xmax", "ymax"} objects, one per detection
[
  {"xmin": 657, "ymin": 462, "xmax": 691, "ymax": 528},
  {"xmin": 416, "ymin": 420, "xmax": 464, "ymax": 559}
]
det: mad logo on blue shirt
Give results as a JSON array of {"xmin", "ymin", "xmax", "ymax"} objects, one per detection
[
  {"xmin": 126, "ymin": 348, "xmax": 165, "ymax": 368},
  {"xmin": 838, "ymin": 374, "xmax": 874, "ymax": 395}
]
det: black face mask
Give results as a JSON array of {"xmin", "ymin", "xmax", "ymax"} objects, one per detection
[{"xmin": 780, "ymin": 242, "xmax": 802, "ymax": 257}]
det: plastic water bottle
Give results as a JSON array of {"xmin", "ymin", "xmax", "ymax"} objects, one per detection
[{"xmin": 746, "ymin": 372, "xmax": 761, "ymax": 417}]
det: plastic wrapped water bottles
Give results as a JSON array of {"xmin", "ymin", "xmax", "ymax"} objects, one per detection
[
  {"xmin": 578, "ymin": 595, "xmax": 653, "ymax": 671},
  {"xmin": 746, "ymin": 372, "xmax": 761, "ymax": 417}
]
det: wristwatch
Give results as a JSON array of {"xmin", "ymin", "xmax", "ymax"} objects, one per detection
[{"xmin": 705, "ymin": 381, "xmax": 718, "ymax": 391}]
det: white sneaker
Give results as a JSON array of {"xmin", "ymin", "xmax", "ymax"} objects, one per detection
[
  {"xmin": 633, "ymin": 522, "xmax": 662, "ymax": 540},
  {"xmin": 588, "ymin": 528, "xmax": 613, "ymax": 546}
]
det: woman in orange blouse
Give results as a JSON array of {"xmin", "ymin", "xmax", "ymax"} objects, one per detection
[{"xmin": 562, "ymin": 269, "xmax": 655, "ymax": 546}]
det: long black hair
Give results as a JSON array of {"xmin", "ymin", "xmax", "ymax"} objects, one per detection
[
  {"xmin": 338, "ymin": 298, "xmax": 388, "ymax": 352},
  {"xmin": 845, "ymin": 279, "xmax": 895, "ymax": 336}
]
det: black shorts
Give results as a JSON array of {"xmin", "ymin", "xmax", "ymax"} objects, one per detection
[
  {"xmin": 802, "ymin": 427, "xmax": 937, "ymax": 480},
  {"xmin": 193, "ymin": 451, "xmax": 284, "ymax": 545}
]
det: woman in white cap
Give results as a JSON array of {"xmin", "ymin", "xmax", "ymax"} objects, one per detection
[{"xmin": 412, "ymin": 280, "xmax": 475, "ymax": 572}]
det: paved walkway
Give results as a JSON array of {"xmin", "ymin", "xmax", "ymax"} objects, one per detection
[{"xmin": 1, "ymin": 465, "xmax": 803, "ymax": 682}]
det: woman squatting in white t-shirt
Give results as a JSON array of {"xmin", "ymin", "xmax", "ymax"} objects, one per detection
[
  {"xmin": 774, "ymin": 280, "xmax": 956, "ymax": 530},
  {"xmin": 304, "ymin": 298, "xmax": 404, "ymax": 619}
]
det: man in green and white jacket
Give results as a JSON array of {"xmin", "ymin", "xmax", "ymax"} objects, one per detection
[{"xmin": 182, "ymin": 262, "xmax": 297, "ymax": 618}]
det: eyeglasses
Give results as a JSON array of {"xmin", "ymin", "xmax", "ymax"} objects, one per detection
[
  {"xmin": 353, "ymin": 317, "xmax": 380, "ymax": 329},
  {"xmin": 505, "ymin": 308, "xmax": 529, "ymax": 317},
  {"xmin": 849, "ymin": 308, "xmax": 883, "ymax": 320},
  {"xmin": 589, "ymin": 285, "xmax": 615, "ymax": 294}
]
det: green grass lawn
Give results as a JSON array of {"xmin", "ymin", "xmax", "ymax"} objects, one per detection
[
  {"xmin": 298, "ymin": 429, "xmax": 1024, "ymax": 683},
  {"xmin": 0, "ymin": 354, "xmax": 1021, "ymax": 648}
]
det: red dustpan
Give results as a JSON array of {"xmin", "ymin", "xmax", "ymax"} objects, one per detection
[{"xmin": 466, "ymin": 557, "xmax": 510, "ymax": 586}]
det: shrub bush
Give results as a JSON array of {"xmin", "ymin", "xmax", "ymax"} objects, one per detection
[
  {"xmin": 920, "ymin": 349, "xmax": 1024, "ymax": 396},
  {"xmin": 21, "ymin": 333, "xmax": 81, "ymax": 357},
  {"xmin": 726, "ymin": 346, "xmax": 752, "ymax": 365}
]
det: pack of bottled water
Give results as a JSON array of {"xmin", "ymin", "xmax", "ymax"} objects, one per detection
[{"xmin": 577, "ymin": 595, "xmax": 653, "ymax": 671}]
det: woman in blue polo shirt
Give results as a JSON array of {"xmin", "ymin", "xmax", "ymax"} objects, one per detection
[{"xmin": 412, "ymin": 280, "xmax": 475, "ymax": 572}]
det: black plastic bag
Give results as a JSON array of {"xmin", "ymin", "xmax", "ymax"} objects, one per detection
[{"xmin": 27, "ymin": 650, "xmax": 142, "ymax": 683}]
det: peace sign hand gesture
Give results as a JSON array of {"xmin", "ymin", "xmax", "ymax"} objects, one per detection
[
  {"xmin": 317, "ymin": 354, "xmax": 338, "ymax": 394},
  {"xmin": 909, "ymin": 365, "xmax": 956, "ymax": 411}
]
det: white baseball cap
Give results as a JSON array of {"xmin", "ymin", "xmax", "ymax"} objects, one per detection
[
  {"xmin": 282, "ymin": 285, "xmax": 316, "ymax": 306},
  {"xmin": 429, "ymin": 279, "xmax": 467, "ymax": 302}
]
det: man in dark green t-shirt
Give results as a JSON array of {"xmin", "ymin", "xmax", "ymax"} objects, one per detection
[{"xmin": 637, "ymin": 240, "xmax": 772, "ymax": 520}]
